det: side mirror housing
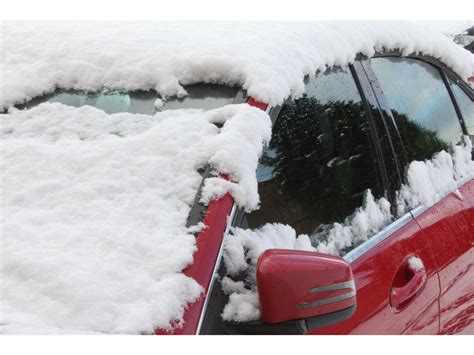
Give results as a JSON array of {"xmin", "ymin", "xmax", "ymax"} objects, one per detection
[
  {"xmin": 224, "ymin": 249, "xmax": 356, "ymax": 334},
  {"xmin": 257, "ymin": 249, "xmax": 356, "ymax": 326}
]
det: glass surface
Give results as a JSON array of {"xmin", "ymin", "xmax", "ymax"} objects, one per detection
[
  {"xmin": 449, "ymin": 79, "xmax": 474, "ymax": 135},
  {"xmin": 371, "ymin": 57, "xmax": 463, "ymax": 162},
  {"xmin": 15, "ymin": 84, "xmax": 238, "ymax": 114},
  {"xmin": 249, "ymin": 68, "xmax": 382, "ymax": 240}
]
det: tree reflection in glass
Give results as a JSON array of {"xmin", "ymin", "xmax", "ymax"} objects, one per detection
[{"xmin": 249, "ymin": 68, "xmax": 383, "ymax": 237}]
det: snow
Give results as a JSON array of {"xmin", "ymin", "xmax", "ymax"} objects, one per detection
[
  {"xmin": 0, "ymin": 102, "xmax": 270, "ymax": 334},
  {"xmin": 396, "ymin": 136, "xmax": 474, "ymax": 215},
  {"xmin": 222, "ymin": 137, "xmax": 474, "ymax": 322},
  {"xmin": 2, "ymin": 21, "xmax": 473, "ymax": 110},
  {"xmin": 408, "ymin": 256, "xmax": 424, "ymax": 272},
  {"xmin": 200, "ymin": 105, "xmax": 272, "ymax": 211},
  {"xmin": 415, "ymin": 21, "xmax": 474, "ymax": 38},
  {"xmin": 314, "ymin": 191, "xmax": 392, "ymax": 256},
  {"xmin": 153, "ymin": 98, "xmax": 164, "ymax": 110}
]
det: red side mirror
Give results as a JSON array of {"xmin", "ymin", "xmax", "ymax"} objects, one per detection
[{"xmin": 257, "ymin": 249, "xmax": 356, "ymax": 325}]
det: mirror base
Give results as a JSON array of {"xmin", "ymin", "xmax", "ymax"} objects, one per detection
[{"xmin": 223, "ymin": 304, "xmax": 356, "ymax": 335}]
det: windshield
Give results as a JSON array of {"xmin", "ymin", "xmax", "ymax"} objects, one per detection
[{"xmin": 14, "ymin": 84, "xmax": 240, "ymax": 114}]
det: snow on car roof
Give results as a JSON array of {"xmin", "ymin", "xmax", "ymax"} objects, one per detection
[
  {"xmin": 1, "ymin": 21, "xmax": 473, "ymax": 110},
  {"xmin": 1, "ymin": 21, "xmax": 473, "ymax": 334}
]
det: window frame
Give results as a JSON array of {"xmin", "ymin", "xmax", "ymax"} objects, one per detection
[
  {"xmin": 367, "ymin": 51, "xmax": 473, "ymax": 142},
  {"xmin": 346, "ymin": 53, "xmax": 473, "ymax": 261}
]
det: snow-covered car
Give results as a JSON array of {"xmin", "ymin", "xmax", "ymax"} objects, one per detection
[{"xmin": 1, "ymin": 22, "xmax": 473, "ymax": 335}]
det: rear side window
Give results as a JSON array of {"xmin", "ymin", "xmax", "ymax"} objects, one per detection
[
  {"xmin": 370, "ymin": 57, "xmax": 463, "ymax": 162},
  {"xmin": 247, "ymin": 68, "xmax": 383, "ymax": 237},
  {"xmin": 448, "ymin": 79, "xmax": 474, "ymax": 135}
]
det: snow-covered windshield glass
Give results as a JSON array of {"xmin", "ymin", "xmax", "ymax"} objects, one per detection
[{"xmin": 14, "ymin": 84, "xmax": 239, "ymax": 114}]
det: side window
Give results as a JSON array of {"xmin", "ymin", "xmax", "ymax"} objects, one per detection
[
  {"xmin": 370, "ymin": 57, "xmax": 463, "ymax": 162},
  {"xmin": 247, "ymin": 68, "xmax": 383, "ymax": 239},
  {"xmin": 448, "ymin": 79, "xmax": 474, "ymax": 135}
]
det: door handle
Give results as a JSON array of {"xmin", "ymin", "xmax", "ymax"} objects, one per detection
[{"xmin": 390, "ymin": 263, "xmax": 427, "ymax": 310}]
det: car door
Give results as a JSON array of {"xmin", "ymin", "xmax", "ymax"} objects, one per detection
[
  {"xmin": 432, "ymin": 78, "xmax": 474, "ymax": 334},
  {"xmin": 368, "ymin": 56, "xmax": 474, "ymax": 334},
  {"xmin": 413, "ymin": 182, "xmax": 474, "ymax": 334},
  {"xmin": 240, "ymin": 64, "xmax": 441, "ymax": 334},
  {"xmin": 410, "ymin": 76, "xmax": 474, "ymax": 335}
]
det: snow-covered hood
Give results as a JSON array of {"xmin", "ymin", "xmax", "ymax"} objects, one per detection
[{"xmin": 2, "ymin": 21, "xmax": 474, "ymax": 110}]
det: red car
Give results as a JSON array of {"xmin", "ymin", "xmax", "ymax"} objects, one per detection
[
  {"xmin": 167, "ymin": 53, "xmax": 474, "ymax": 335},
  {"xmin": 3, "ymin": 25, "xmax": 473, "ymax": 336}
]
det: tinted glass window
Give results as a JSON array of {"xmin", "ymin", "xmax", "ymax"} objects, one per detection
[
  {"xmin": 371, "ymin": 58, "xmax": 463, "ymax": 162},
  {"xmin": 449, "ymin": 79, "xmax": 474, "ymax": 135},
  {"xmin": 15, "ymin": 84, "xmax": 239, "ymax": 114},
  {"xmin": 248, "ymin": 68, "xmax": 382, "ymax": 237}
]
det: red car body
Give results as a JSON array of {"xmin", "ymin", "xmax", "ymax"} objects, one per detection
[{"xmin": 157, "ymin": 56, "xmax": 474, "ymax": 335}]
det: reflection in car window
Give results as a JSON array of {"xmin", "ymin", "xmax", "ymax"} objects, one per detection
[
  {"xmin": 248, "ymin": 68, "xmax": 383, "ymax": 239},
  {"xmin": 15, "ymin": 84, "xmax": 239, "ymax": 114},
  {"xmin": 449, "ymin": 79, "xmax": 474, "ymax": 135},
  {"xmin": 371, "ymin": 58, "xmax": 463, "ymax": 162}
]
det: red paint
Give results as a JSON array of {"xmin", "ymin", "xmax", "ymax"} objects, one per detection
[
  {"xmin": 247, "ymin": 97, "xmax": 268, "ymax": 111},
  {"xmin": 310, "ymin": 179, "xmax": 474, "ymax": 334},
  {"xmin": 310, "ymin": 219, "xmax": 441, "ymax": 334},
  {"xmin": 257, "ymin": 249, "xmax": 355, "ymax": 324},
  {"xmin": 154, "ymin": 192, "xmax": 234, "ymax": 335},
  {"xmin": 413, "ymin": 179, "xmax": 474, "ymax": 334}
]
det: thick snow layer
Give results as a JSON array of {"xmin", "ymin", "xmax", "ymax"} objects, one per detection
[
  {"xmin": 200, "ymin": 105, "xmax": 272, "ymax": 211},
  {"xmin": 2, "ymin": 21, "xmax": 473, "ymax": 110},
  {"xmin": 415, "ymin": 21, "xmax": 474, "ymax": 38},
  {"xmin": 222, "ymin": 137, "xmax": 474, "ymax": 322},
  {"xmin": 0, "ymin": 102, "xmax": 270, "ymax": 334}
]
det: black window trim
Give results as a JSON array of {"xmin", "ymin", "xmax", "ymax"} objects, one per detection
[{"xmin": 351, "ymin": 61, "xmax": 403, "ymax": 204}]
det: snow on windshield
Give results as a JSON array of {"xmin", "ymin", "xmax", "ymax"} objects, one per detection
[
  {"xmin": 2, "ymin": 21, "xmax": 473, "ymax": 110},
  {"xmin": 0, "ymin": 103, "xmax": 271, "ymax": 334}
]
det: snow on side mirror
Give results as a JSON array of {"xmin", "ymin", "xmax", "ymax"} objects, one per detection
[{"xmin": 257, "ymin": 249, "xmax": 356, "ymax": 327}]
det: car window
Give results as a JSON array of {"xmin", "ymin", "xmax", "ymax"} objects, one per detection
[
  {"xmin": 247, "ymin": 67, "xmax": 383, "ymax": 240},
  {"xmin": 448, "ymin": 79, "xmax": 474, "ymax": 135},
  {"xmin": 15, "ymin": 84, "xmax": 239, "ymax": 114},
  {"xmin": 370, "ymin": 57, "xmax": 463, "ymax": 162}
]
